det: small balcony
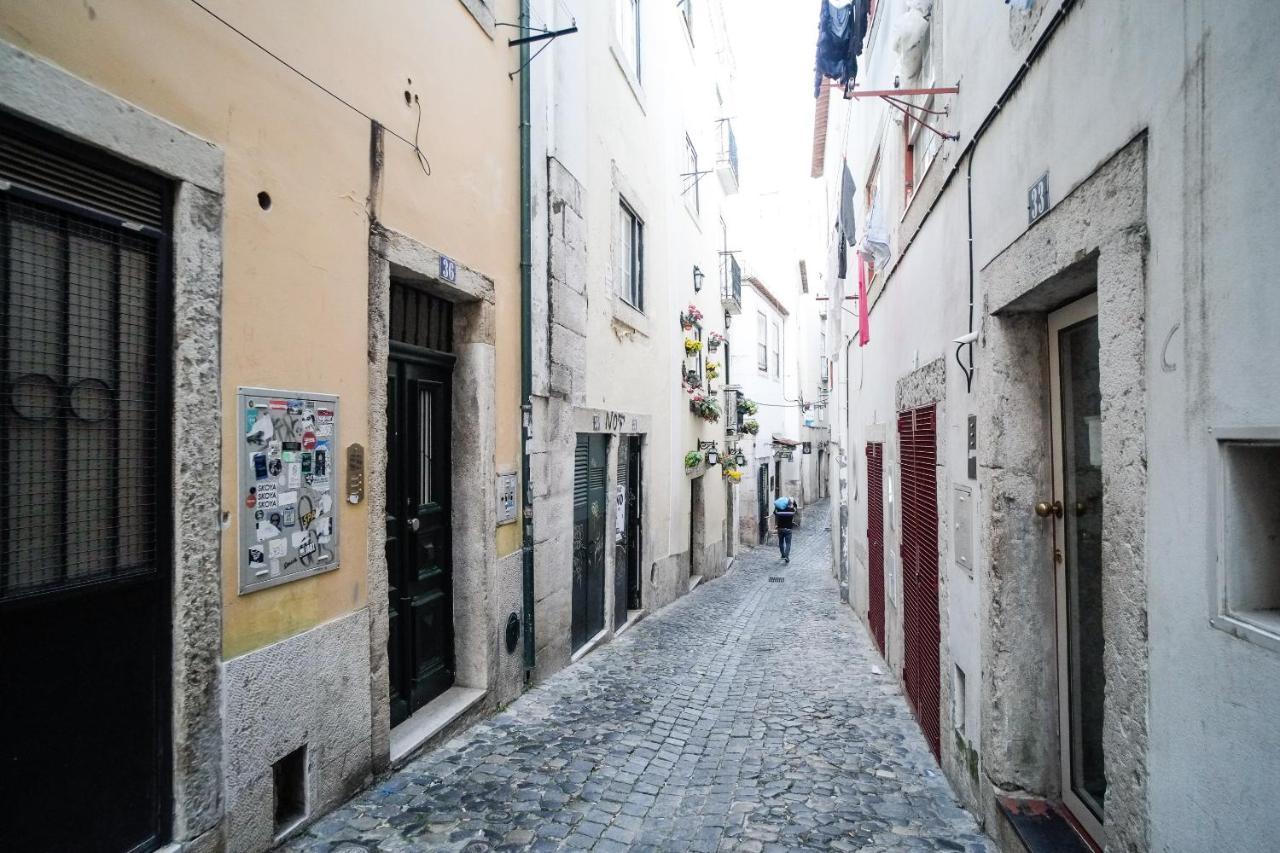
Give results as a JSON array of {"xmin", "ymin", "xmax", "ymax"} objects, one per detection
[
  {"xmin": 721, "ymin": 254, "xmax": 742, "ymax": 315},
  {"xmin": 716, "ymin": 119, "xmax": 740, "ymax": 195}
]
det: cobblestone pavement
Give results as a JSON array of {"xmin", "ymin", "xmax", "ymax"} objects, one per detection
[{"xmin": 287, "ymin": 503, "xmax": 992, "ymax": 852}]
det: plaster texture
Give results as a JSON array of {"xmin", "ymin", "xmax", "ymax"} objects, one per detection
[{"xmin": 222, "ymin": 608, "xmax": 373, "ymax": 853}]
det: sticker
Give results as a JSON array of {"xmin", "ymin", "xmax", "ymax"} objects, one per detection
[
  {"xmin": 283, "ymin": 506, "xmax": 297, "ymax": 527},
  {"xmin": 268, "ymin": 458, "xmax": 283, "ymax": 478},
  {"xmin": 291, "ymin": 531, "xmax": 309, "ymax": 548},
  {"xmin": 287, "ymin": 399, "xmax": 304, "ymax": 415},
  {"xmin": 252, "ymin": 452, "xmax": 269, "ymax": 481},
  {"xmin": 300, "ymin": 509, "xmax": 317, "ymax": 529},
  {"xmin": 319, "ymin": 494, "xmax": 333, "ymax": 514},
  {"xmin": 255, "ymin": 521, "xmax": 281, "ymax": 542},
  {"xmin": 297, "ymin": 537, "xmax": 318, "ymax": 559},
  {"xmin": 248, "ymin": 546, "xmax": 265, "ymax": 568},
  {"xmin": 255, "ymin": 483, "xmax": 279, "ymax": 509},
  {"xmin": 277, "ymin": 490, "xmax": 298, "ymax": 508},
  {"xmin": 316, "ymin": 409, "xmax": 335, "ymax": 438},
  {"xmin": 245, "ymin": 488, "xmax": 257, "ymax": 510},
  {"xmin": 286, "ymin": 462, "xmax": 301, "ymax": 489},
  {"xmin": 314, "ymin": 449, "xmax": 328, "ymax": 477},
  {"xmin": 302, "ymin": 431, "xmax": 317, "ymax": 451},
  {"xmin": 315, "ymin": 422, "xmax": 334, "ymax": 438},
  {"xmin": 245, "ymin": 406, "xmax": 262, "ymax": 434},
  {"xmin": 246, "ymin": 413, "xmax": 273, "ymax": 445},
  {"xmin": 254, "ymin": 509, "xmax": 264, "ymax": 521},
  {"xmin": 269, "ymin": 558, "xmax": 281, "ymax": 578},
  {"xmin": 269, "ymin": 512, "xmax": 282, "ymax": 529},
  {"xmin": 268, "ymin": 399, "xmax": 287, "ymax": 412},
  {"xmin": 316, "ymin": 515, "xmax": 333, "ymax": 543},
  {"xmin": 301, "ymin": 452, "xmax": 313, "ymax": 475},
  {"xmin": 268, "ymin": 538, "xmax": 288, "ymax": 559}
]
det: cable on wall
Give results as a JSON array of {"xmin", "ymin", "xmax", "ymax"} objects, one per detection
[{"xmin": 187, "ymin": 0, "xmax": 432, "ymax": 175}]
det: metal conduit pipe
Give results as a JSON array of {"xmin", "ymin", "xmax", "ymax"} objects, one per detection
[{"xmin": 518, "ymin": 0, "xmax": 536, "ymax": 678}]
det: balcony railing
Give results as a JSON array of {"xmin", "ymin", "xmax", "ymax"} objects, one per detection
[
  {"xmin": 716, "ymin": 119, "xmax": 739, "ymax": 194},
  {"xmin": 721, "ymin": 254, "xmax": 742, "ymax": 314}
]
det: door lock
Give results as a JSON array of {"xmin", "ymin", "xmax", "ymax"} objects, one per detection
[
  {"xmin": 1034, "ymin": 500, "xmax": 1063, "ymax": 519},
  {"xmin": 408, "ymin": 517, "xmax": 420, "ymax": 531}
]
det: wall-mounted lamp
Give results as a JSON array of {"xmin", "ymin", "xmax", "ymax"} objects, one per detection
[
  {"xmin": 735, "ymin": 452, "xmax": 747, "ymax": 467},
  {"xmin": 706, "ymin": 447, "xmax": 720, "ymax": 466},
  {"xmin": 692, "ymin": 265, "xmax": 705, "ymax": 293}
]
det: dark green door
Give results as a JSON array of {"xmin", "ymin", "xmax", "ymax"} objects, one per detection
[
  {"xmin": 386, "ymin": 281, "xmax": 455, "ymax": 727},
  {"xmin": 573, "ymin": 434, "xmax": 607, "ymax": 650}
]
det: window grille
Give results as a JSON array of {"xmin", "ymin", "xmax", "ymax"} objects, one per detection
[{"xmin": 390, "ymin": 279, "xmax": 453, "ymax": 352}]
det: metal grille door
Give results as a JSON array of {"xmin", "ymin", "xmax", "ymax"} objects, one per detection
[
  {"xmin": 898, "ymin": 405, "xmax": 941, "ymax": 760},
  {"xmin": 866, "ymin": 442, "xmax": 886, "ymax": 653}
]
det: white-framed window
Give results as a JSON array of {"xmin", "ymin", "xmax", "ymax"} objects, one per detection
[
  {"xmin": 756, "ymin": 311, "xmax": 768, "ymax": 372},
  {"xmin": 685, "ymin": 133, "xmax": 700, "ymax": 214},
  {"xmin": 616, "ymin": 0, "xmax": 641, "ymax": 81},
  {"xmin": 619, "ymin": 199, "xmax": 644, "ymax": 310},
  {"xmin": 771, "ymin": 321, "xmax": 781, "ymax": 377}
]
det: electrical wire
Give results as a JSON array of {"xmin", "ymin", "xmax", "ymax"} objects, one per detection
[{"xmin": 187, "ymin": 0, "xmax": 431, "ymax": 176}]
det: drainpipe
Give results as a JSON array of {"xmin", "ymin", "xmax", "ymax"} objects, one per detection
[{"xmin": 518, "ymin": 0, "xmax": 536, "ymax": 677}]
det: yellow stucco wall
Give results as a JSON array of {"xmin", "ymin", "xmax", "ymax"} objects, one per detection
[{"xmin": 0, "ymin": 0, "xmax": 521, "ymax": 659}]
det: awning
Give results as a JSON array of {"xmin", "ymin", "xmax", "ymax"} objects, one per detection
[{"xmin": 771, "ymin": 434, "xmax": 800, "ymax": 447}]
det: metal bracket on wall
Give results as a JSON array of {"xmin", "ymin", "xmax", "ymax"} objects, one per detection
[
  {"xmin": 850, "ymin": 85, "xmax": 961, "ymax": 141},
  {"xmin": 499, "ymin": 21, "xmax": 579, "ymax": 78}
]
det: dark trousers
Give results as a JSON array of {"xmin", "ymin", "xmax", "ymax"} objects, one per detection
[{"xmin": 778, "ymin": 528, "xmax": 792, "ymax": 559}]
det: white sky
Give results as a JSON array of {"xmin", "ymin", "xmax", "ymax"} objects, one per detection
[{"xmin": 725, "ymin": 1, "xmax": 820, "ymax": 194}]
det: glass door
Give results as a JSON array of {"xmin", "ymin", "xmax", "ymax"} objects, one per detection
[{"xmin": 1048, "ymin": 293, "xmax": 1105, "ymax": 841}]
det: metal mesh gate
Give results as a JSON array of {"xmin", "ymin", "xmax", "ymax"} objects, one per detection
[
  {"xmin": 866, "ymin": 442, "xmax": 886, "ymax": 653},
  {"xmin": 1, "ymin": 196, "xmax": 162, "ymax": 601},
  {"xmin": 898, "ymin": 404, "xmax": 940, "ymax": 759}
]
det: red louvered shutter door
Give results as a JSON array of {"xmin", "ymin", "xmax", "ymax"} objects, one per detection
[
  {"xmin": 898, "ymin": 405, "xmax": 941, "ymax": 760},
  {"xmin": 866, "ymin": 442, "xmax": 886, "ymax": 653}
]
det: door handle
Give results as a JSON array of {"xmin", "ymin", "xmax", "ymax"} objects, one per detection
[
  {"xmin": 408, "ymin": 517, "xmax": 420, "ymax": 532},
  {"xmin": 1034, "ymin": 500, "xmax": 1063, "ymax": 519}
]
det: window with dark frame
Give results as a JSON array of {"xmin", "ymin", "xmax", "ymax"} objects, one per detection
[
  {"xmin": 620, "ymin": 199, "xmax": 644, "ymax": 310},
  {"xmin": 756, "ymin": 311, "xmax": 768, "ymax": 372},
  {"xmin": 616, "ymin": 0, "xmax": 642, "ymax": 82}
]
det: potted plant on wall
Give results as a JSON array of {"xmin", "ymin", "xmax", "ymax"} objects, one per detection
[
  {"xmin": 684, "ymin": 337, "xmax": 703, "ymax": 356},
  {"xmin": 689, "ymin": 394, "xmax": 721, "ymax": 422},
  {"xmin": 742, "ymin": 418, "xmax": 760, "ymax": 435},
  {"xmin": 706, "ymin": 361, "xmax": 720, "ymax": 380},
  {"xmin": 683, "ymin": 369, "xmax": 703, "ymax": 390},
  {"xmin": 737, "ymin": 397, "xmax": 758, "ymax": 417},
  {"xmin": 680, "ymin": 303, "xmax": 704, "ymax": 330},
  {"xmin": 707, "ymin": 331, "xmax": 725, "ymax": 353},
  {"xmin": 683, "ymin": 450, "xmax": 704, "ymax": 471}
]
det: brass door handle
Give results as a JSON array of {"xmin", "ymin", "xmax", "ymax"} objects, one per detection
[{"xmin": 1034, "ymin": 500, "xmax": 1063, "ymax": 519}]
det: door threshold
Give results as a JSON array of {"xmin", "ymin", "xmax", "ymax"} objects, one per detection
[
  {"xmin": 615, "ymin": 609, "xmax": 647, "ymax": 637},
  {"xmin": 390, "ymin": 686, "xmax": 486, "ymax": 766},
  {"xmin": 997, "ymin": 796, "xmax": 1099, "ymax": 853},
  {"xmin": 689, "ymin": 574, "xmax": 705, "ymax": 591},
  {"xmin": 570, "ymin": 628, "xmax": 610, "ymax": 663}
]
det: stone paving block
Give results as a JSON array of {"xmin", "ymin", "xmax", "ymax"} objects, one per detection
[{"xmin": 283, "ymin": 503, "xmax": 992, "ymax": 853}]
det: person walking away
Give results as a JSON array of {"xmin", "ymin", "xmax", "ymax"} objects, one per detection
[{"xmin": 774, "ymin": 496, "xmax": 797, "ymax": 563}]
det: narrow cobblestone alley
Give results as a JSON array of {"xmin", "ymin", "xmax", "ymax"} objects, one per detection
[{"xmin": 287, "ymin": 506, "xmax": 991, "ymax": 853}]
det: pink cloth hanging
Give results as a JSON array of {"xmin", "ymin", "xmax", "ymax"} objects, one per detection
[{"xmin": 858, "ymin": 256, "xmax": 870, "ymax": 346}]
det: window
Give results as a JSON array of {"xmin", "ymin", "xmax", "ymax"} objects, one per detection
[
  {"xmin": 799, "ymin": 260, "xmax": 809, "ymax": 294},
  {"xmin": 619, "ymin": 199, "xmax": 644, "ymax": 310},
  {"xmin": 685, "ymin": 134, "xmax": 700, "ymax": 214},
  {"xmin": 865, "ymin": 153, "xmax": 881, "ymax": 278},
  {"xmin": 771, "ymin": 321, "xmax": 781, "ymax": 377},
  {"xmin": 756, "ymin": 312, "xmax": 768, "ymax": 371},
  {"xmin": 678, "ymin": 0, "xmax": 693, "ymax": 40},
  {"xmin": 616, "ymin": 0, "xmax": 641, "ymax": 81},
  {"xmin": 1213, "ymin": 436, "xmax": 1280, "ymax": 649}
]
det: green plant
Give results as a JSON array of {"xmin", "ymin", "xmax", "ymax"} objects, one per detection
[
  {"xmin": 684, "ymin": 338, "xmax": 702, "ymax": 355},
  {"xmin": 683, "ymin": 450, "xmax": 704, "ymax": 469},
  {"xmin": 738, "ymin": 397, "xmax": 758, "ymax": 416},
  {"xmin": 690, "ymin": 394, "xmax": 721, "ymax": 422},
  {"xmin": 742, "ymin": 418, "xmax": 760, "ymax": 434},
  {"xmin": 706, "ymin": 361, "xmax": 720, "ymax": 380}
]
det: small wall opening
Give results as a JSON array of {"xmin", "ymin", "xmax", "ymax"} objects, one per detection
[
  {"xmin": 272, "ymin": 745, "xmax": 308, "ymax": 836},
  {"xmin": 1219, "ymin": 439, "xmax": 1280, "ymax": 638},
  {"xmin": 954, "ymin": 665, "xmax": 967, "ymax": 737}
]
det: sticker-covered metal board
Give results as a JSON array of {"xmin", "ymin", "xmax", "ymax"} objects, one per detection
[{"xmin": 237, "ymin": 387, "xmax": 340, "ymax": 593}]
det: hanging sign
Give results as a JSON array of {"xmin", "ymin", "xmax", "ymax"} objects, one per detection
[{"xmin": 238, "ymin": 387, "xmax": 340, "ymax": 594}]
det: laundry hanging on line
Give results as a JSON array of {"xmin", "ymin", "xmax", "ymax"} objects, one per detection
[{"xmin": 814, "ymin": 0, "xmax": 871, "ymax": 97}]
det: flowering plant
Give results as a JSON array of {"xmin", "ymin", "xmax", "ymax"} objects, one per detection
[
  {"xmin": 725, "ymin": 468, "xmax": 743, "ymax": 482},
  {"xmin": 683, "ymin": 369, "xmax": 703, "ymax": 390},
  {"xmin": 706, "ymin": 361, "xmax": 720, "ymax": 380},
  {"xmin": 689, "ymin": 394, "xmax": 721, "ymax": 422},
  {"xmin": 684, "ymin": 338, "xmax": 703, "ymax": 355},
  {"xmin": 707, "ymin": 331, "xmax": 725, "ymax": 351},
  {"xmin": 680, "ymin": 304, "xmax": 704, "ymax": 329},
  {"xmin": 741, "ymin": 418, "xmax": 760, "ymax": 434},
  {"xmin": 683, "ymin": 450, "xmax": 704, "ymax": 469},
  {"xmin": 737, "ymin": 397, "xmax": 759, "ymax": 416}
]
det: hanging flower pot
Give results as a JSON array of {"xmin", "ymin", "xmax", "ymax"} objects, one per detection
[
  {"xmin": 737, "ymin": 397, "xmax": 758, "ymax": 416},
  {"xmin": 742, "ymin": 418, "xmax": 760, "ymax": 435},
  {"xmin": 706, "ymin": 361, "xmax": 720, "ymax": 380},
  {"xmin": 689, "ymin": 394, "xmax": 721, "ymax": 422},
  {"xmin": 707, "ymin": 331, "xmax": 725, "ymax": 352},
  {"xmin": 684, "ymin": 369, "xmax": 703, "ymax": 390},
  {"xmin": 684, "ymin": 338, "xmax": 703, "ymax": 356},
  {"xmin": 683, "ymin": 450, "xmax": 704, "ymax": 470}
]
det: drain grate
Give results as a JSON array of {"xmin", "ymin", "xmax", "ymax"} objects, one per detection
[{"xmin": 768, "ymin": 577, "xmax": 785, "ymax": 583}]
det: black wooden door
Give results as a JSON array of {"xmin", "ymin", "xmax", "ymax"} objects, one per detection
[
  {"xmin": 386, "ymin": 352, "xmax": 454, "ymax": 725},
  {"xmin": 614, "ymin": 440, "xmax": 629, "ymax": 628},
  {"xmin": 572, "ymin": 434, "xmax": 607, "ymax": 650},
  {"xmin": 757, "ymin": 464, "xmax": 769, "ymax": 539},
  {"xmin": 1, "ymin": 114, "xmax": 171, "ymax": 852},
  {"xmin": 624, "ymin": 437, "xmax": 643, "ymax": 611}
]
